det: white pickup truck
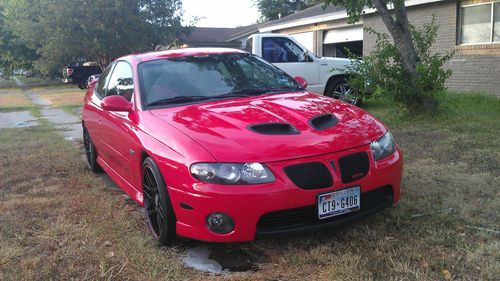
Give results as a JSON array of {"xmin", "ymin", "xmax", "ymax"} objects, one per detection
[{"xmin": 245, "ymin": 34, "xmax": 360, "ymax": 105}]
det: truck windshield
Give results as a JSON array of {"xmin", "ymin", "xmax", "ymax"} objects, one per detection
[{"xmin": 138, "ymin": 53, "xmax": 301, "ymax": 109}]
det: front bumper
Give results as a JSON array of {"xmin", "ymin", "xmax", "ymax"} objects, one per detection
[{"xmin": 167, "ymin": 146, "xmax": 403, "ymax": 242}]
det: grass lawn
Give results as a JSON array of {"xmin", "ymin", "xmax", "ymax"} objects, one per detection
[
  {"xmin": 0, "ymin": 78, "xmax": 17, "ymax": 87},
  {"xmin": 0, "ymin": 93, "xmax": 35, "ymax": 112},
  {"xmin": 0, "ymin": 92, "xmax": 498, "ymax": 280},
  {"xmin": 15, "ymin": 75, "xmax": 46, "ymax": 84},
  {"xmin": 39, "ymin": 91, "xmax": 85, "ymax": 107}
]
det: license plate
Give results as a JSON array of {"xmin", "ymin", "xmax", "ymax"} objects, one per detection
[{"xmin": 317, "ymin": 186, "xmax": 360, "ymax": 219}]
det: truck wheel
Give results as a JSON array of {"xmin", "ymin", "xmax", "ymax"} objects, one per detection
[
  {"xmin": 77, "ymin": 76, "xmax": 90, "ymax": 90},
  {"xmin": 325, "ymin": 77, "xmax": 361, "ymax": 106}
]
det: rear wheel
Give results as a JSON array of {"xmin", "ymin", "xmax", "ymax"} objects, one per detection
[
  {"xmin": 142, "ymin": 157, "xmax": 177, "ymax": 245},
  {"xmin": 325, "ymin": 77, "xmax": 361, "ymax": 106},
  {"xmin": 83, "ymin": 127, "xmax": 102, "ymax": 172}
]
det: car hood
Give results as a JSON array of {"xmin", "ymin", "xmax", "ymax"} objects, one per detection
[{"xmin": 150, "ymin": 92, "xmax": 386, "ymax": 162}]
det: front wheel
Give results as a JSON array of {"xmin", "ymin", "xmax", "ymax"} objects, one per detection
[
  {"xmin": 142, "ymin": 157, "xmax": 177, "ymax": 245},
  {"xmin": 325, "ymin": 77, "xmax": 361, "ymax": 106}
]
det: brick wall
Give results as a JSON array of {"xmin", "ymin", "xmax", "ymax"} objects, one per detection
[{"xmin": 363, "ymin": 0, "xmax": 500, "ymax": 96}]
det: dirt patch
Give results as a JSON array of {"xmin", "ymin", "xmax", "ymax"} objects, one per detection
[{"xmin": 0, "ymin": 94, "xmax": 34, "ymax": 111}]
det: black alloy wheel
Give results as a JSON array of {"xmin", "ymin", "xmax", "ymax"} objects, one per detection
[{"xmin": 142, "ymin": 157, "xmax": 177, "ymax": 245}]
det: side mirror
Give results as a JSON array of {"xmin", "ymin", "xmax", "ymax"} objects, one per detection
[
  {"xmin": 294, "ymin": 76, "xmax": 308, "ymax": 89},
  {"xmin": 101, "ymin": 95, "xmax": 132, "ymax": 112}
]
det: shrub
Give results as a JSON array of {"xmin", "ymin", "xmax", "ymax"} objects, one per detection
[{"xmin": 345, "ymin": 16, "xmax": 455, "ymax": 114}]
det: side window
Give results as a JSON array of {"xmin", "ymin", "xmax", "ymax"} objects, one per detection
[
  {"xmin": 105, "ymin": 61, "xmax": 134, "ymax": 101},
  {"xmin": 262, "ymin": 37, "xmax": 306, "ymax": 63},
  {"xmin": 95, "ymin": 63, "xmax": 115, "ymax": 98}
]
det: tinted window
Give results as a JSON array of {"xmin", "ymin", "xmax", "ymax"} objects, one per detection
[
  {"xmin": 138, "ymin": 53, "xmax": 300, "ymax": 108},
  {"xmin": 95, "ymin": 63, "xmax": 115, "ymax": 98},
  {"xmin": 106, "ymin": 61, "xmax": 134, "ymax": 101},
  {"xmin": 262, "ymin": 37, "xmax": 306, "ymax": 63}
]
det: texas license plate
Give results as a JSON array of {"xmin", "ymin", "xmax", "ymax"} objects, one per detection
[{"xmin": 317, "ymin": 186, "xmax": 360, "ymax": 219}]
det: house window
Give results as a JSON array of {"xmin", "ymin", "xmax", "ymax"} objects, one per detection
[{"xmin": 460, "ymin": 1, "xmax": 500, "ymax": 44}]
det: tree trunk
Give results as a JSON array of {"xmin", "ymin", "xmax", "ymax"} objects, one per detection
[
  {"xmin": 372, "ymin": 0, "xmax": 419, "ymax": 85},
  {"xmin": 98, "ymin": 56, "xmax": 110, "ymax": 71}
]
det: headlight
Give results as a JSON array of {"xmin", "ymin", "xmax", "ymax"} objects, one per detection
[
  {"xmin": 370, "ymin": 132, "xmax": 396, "ymax": 161},
  {"xmin": 190, "ymin": 163, "xmax": 275, "ymax": 184}
]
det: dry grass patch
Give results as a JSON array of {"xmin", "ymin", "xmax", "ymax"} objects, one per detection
[
  {"xmin": 0, "ymin": 78, "xmax": 17, "ymax": 87},
  {"xmin": 0, "ymin": 93, "xmax": 34, "ymax": 111},
  {"xmin": 0, "ymin": 126, "xmax": 199, "ymax": 280},
  {"xmin": 0, "ymin": 92, "xmax": 498, "ymax": 280},
  {"xmin": 39, "ymin": 91, "xmax": 85, "ymax": 107}
]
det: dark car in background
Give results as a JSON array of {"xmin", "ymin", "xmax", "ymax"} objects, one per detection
[{"xmin": 62, "ymin": 61, "xmax": 102, "ymax": 89}]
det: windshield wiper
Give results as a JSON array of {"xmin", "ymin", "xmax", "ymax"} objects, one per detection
[
  {"xmin": 147, "ymin": 95, "xmax": 211, "ymax": 107},
  {"xmin": 211, "ymin": 89, "xmax": 265, "ymax": 98},
  {"xmin": 147, "ymin": 87, "xmax": 300, "ymax": 107},
  {"xmin": 212, "ymin": 87, "xmax": 298, "ymax": 99},
  {"xmin": 259, "ymin": 87, "xmax": 300, "ymax": 93}
]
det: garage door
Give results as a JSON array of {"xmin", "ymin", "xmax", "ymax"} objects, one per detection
[
  {"xmin": 323, "ymin": 26, "xmax": 363, "ymax": 44},
  {"xmin": 291, "ymin": 32, "xmax": 314, "ymax": 53}
]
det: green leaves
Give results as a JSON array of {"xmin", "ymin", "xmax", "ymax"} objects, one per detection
[
  {"xmin": 255, "ymin": 0, "xmax": 322, "ymax": 21},
  {"xmin": 0, "ymin": 0, "xmax": 187, "ymax": 76},
  {"xmin": 324, "ymin": 0, "xmax": 373, "ymax": 23},
  {"xmin": 343, "ymin": 18, "xmax": 455, "ymax": 114}
]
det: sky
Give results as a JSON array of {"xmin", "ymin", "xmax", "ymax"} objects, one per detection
[{"xmin": 182, "ymin": 0, "xmax": 260, "ymax": 28}]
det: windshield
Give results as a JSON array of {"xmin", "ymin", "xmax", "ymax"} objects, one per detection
[{"xmin": 138, "ymin": 53, "xmax": 301, "ymax": 109}]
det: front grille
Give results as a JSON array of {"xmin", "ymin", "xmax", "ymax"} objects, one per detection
[
  {"xmin": 256, "ymin": 186, "xmax": 393, "ymax": 234},
  {"xmin": 338, "ymin": 152, "xmax": 370, "ymax": 183},
  {"xmin": 283, "ymin": 162, "xmax": 333, "ymax": 189}
]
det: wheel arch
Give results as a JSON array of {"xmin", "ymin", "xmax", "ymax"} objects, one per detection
[{"xmin": 324, "ymin": 74, "xmax": 347, "ymax": 95}]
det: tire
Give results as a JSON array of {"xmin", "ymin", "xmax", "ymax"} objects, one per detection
[
  {"xmin": 83, "ymin": 127, "xmax": 102, "ymax": 173},
  {"xmin": 325, "ymin": 77, "xmax": 362, "ymax": 106},
  {"xmin": 77, "ymin": 77, "xmax": 90, "ymax": 90},
  {"xmin": 142, "ymin": 157, "xmax": 177, "ymax": 245}
]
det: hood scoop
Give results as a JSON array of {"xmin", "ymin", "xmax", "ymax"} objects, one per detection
[
  {"xmin": 248, "ymin": 122, "xmax": 300, "ymax": 135},
  {"xmin": 309, "ymin": 113, "xmax": 338, "ymax": 130}
]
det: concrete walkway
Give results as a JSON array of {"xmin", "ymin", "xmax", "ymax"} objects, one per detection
[
  {"xmin": 0, "ymin": 111, "xmax": 39, "ymax": 128},
  {"xmin": 13, "ymin": 77, "xmax": 83, "ymax": 141}
]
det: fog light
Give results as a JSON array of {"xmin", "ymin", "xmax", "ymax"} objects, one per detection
[{"xmin": 206, "ymin": 212, "xmax": 235, "ymax": 234}]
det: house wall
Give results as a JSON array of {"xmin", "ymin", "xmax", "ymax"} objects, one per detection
[{"xmin": 363, "ymin": 0, "xmax": 500, "ymax": 96}]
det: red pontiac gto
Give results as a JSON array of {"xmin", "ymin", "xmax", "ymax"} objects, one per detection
[{"xmin": 82, "ymin": 48, "xmax": 403, "ymax": 244}]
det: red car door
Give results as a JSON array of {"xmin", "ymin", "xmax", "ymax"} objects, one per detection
[
  {"xmin": 84, "ymin": 63, "xmax": 116, "ymax": 159},
  {"xmin": 98, "ymin": 61, "xmax": 141, "ymax": 191}
]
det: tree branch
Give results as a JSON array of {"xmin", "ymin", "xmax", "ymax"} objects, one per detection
[{"xmin": 372, "ymin": 0, "xmax": 397, "ymax": 36}]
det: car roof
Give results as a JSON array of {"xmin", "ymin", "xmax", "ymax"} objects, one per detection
[{"xmin": 123, "ymin": 48, "xmax": 247, "ymax": 63}]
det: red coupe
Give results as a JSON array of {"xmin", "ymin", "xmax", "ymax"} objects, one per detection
[{"xmin": 82, "ymin": 48, "xmax": 403, "ymax": 244}]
